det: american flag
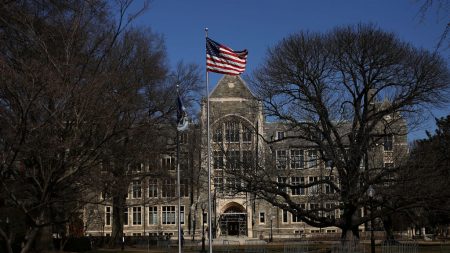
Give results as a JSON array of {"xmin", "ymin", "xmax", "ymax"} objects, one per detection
[{"xmin": 206, "ymin": 38, "xmax": 248, "ymax": 75}]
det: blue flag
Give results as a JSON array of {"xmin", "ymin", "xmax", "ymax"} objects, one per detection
[{"xmin": 177, "ymin": 96, "xmax": 189, "ymax": 131}]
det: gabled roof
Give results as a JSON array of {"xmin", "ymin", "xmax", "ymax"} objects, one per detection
[{"xmin": 209, "ymin": 75, "xmax": 255, "ymax": 99}]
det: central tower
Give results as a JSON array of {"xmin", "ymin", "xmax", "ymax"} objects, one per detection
[{"xmin": 200, "ymin": 75, "xmax": 264, "ymax": 238}]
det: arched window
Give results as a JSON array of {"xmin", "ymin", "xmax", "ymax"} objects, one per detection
[
  {"xmin": 213, "ymin": 127, "xmax": 223, "ymax": 143},
  {"xmin": 242, "ymin": 125, "xmax": 252, "ymax": 142},
  {"xmin": 225, "ymin": 121, "xmax": 239, "ymax": 142}
]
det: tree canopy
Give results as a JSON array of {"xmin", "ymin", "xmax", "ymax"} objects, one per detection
[{"xmin": 230, "ymin": 24, "xmax": 450, "ymax": 239}]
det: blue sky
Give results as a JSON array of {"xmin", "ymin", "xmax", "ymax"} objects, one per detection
[{"xmin": 129, "ymin": 0, "xmax": 449, "ymax": 141}]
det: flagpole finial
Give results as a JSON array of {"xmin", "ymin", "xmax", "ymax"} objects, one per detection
[{"xmin": 205, "ymin": 27, "xmax": 208, "ymax": 32}]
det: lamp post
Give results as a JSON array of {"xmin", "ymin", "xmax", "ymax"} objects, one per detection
[
  {"xmin": 200, "ymin": 205, "xmax": 206, "ymax": 253},
  {"xmin": 368, "ymin": 185, "xmax": 375, "ymax": 253},
  {"xmin": 270, "ymin": 215, "xmax": 275, "ymax": 242}
]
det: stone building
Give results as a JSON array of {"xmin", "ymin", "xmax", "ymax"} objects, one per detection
[{"xmin": 83, "ymin": 74, "xmax": 407, "ymax": 240}]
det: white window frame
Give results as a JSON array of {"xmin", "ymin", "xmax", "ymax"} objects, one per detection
[
  {"xmin": 132, "ymin": 206, "xmax": 142, "ymax": 226},
  {"xmin": 105, "ymin": 206, "xmax": 112, "ymax": 226},
  {"xmin": 259, "ymin": 212, "xmax": 265, "ymax": 224},
  {"xmin": 148, "ymin": 179, "xmax": 158, "ymax": 198},
  {"xmin": 276, "ymin": 150, "xmax": 287, "ymax": 170},
  {"xmin": 148, "ymin": 206, "xmax": 158, "ymax": 225},
  {"xmin": 131, "ymin": 180, "xmax": 142, "ymax": 199},
  {"xmin": 290, "ymin": 149, "xmax": 304, "ymax": 169},
  {"xmin": 162, "ymin": 206, "xmax": 176, "ymax": 225}
]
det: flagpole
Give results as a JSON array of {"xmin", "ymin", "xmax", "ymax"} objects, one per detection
[
  {"xmin": 205, "ymin": 27, "xmax": 213, "ymax": 253},
  {"xmin": 176, "ymin": 84, "xmax": 182, "ymax": 253}
]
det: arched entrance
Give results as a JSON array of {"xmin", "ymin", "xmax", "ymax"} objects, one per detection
[{"xmin": 219, "ymin": 202, "xmax": 247, "ymax": 236}]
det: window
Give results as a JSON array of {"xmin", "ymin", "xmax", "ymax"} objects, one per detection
[
  {"xmin": 180, "ymin": 155, "xmax": 189, "ymax": 171},
  {"xmin": 276, "ymin": 150, "xmax": 287, "ymax": 169},
  {"xmin": 324, "ymin": 176, "xmax": 335, "ymax": 194},
  {"xmin": 325, "ymin": 203, "xmax": 335, "ymax": 219},
  {"xmin": 384, "ymin": 135, "xmax": 393, "ymax": 151},
  {"xmin": 226, "ymin": 150, "xmax": 240, "ymax": 170},
  {"xmin": 277, "ymin": 131, "xmax": 285, "ymax": 140},
  {"xmin": 242, "ymin": 126, "xmax": 252, "ymax": 142},
  {"xmin": 290, "ymin": 149, "xmax": 304, "ymax": 169},
  {"xmin": 132, "ymin": 207, "xmax": 142, "ymax": 225},
  {"xmin": 384, "ymin": 162, "xmax": 394, "ymax": 169},
  {"xmin": 162, "ymin": 179, "xmax": 176, "ymax": 198},
  {"xmin": 180, "ymin": 206, "xmax": 185, "ymax": 224},
  {"xmin": 162, "ymin": 156, "xmax": 175, "ymax": 170},
  {"xmin": 277, "ymin": 177, "xmax": 288, "ymax": 193},
  {"xmin": 131, "ymin": 180, "xmax": 142, "ymax": 199},
  {"xmin": 130, "ymin": 162, "xmax": 142, "ymax": 173},
  {"xmin": 384, "ymin": 163, "xmax": 395, "ymax": 185},
  {"xmin": 242, "ymin": 150, "xmax": 253, "ymax": 169},
  {"xmin": 148, "ymin": 179, "xmax": 158, "ymax": 198},
  {"xmin": 292, "ymin": 212, "xmax": 301, "ymax": 223},
  {"xmin": 310, "ymin": 203, "xmax": 319, "ymax": 211},
  {"xmin": 307, "ymin": 150, "xmax": 318, "ymax": 168},
  {"xmin": 309, "ymin": 176, "xmax": 320, "ymax": 195},
  {"xmin": 282, "ymin": 210, "xmax": 288, "ymax": 223},
  {"xmin": 226, "ymin": 177, "xmax": 241, "ymax": 194},
  {"xmin": 105, "ymin": 206, "xmax": 111, "ymax": 226},
  {"xmin": 213, "ymin": 151, "xmax": 224, "ymax": 170},
  {"xmin": 149, "ymin": 206, "xmax": 158, "ymax": 225},
  {"xmin": 259, "ymin": 212, "xmax": 265, "ymax": 224},
  {"xmin": 180, "ymin": 132, "xmax": 188, "ymax": 144},
  {"xmin": 124, "ymin": 208, "xmax": 129, "ymax": 226},
  {"xmin": 213, "ymin": 127, "xmax": 223, "ymax": 142},
  {"xmin": 100, "ymin": 191, "xmax": 109, "ymax": 200},
  {"xmin": 214, "ymin": 177, "xmax": 223, "ymax": 193},
  {"xmin": 180, "ymin": 179, "xmax": 189, "ymax": 197},
  {"xmin": 101, "ymin": 159, "xmax": 111, "ymax": 172},
  {"xmin": 162, "ymin": 206, "xmax": 176, "ymax": 224},
  {"xmin": 225, "ymin": 121, "xmax": 239, "ymax": 142},
  {"xmin": 291, "ymin": 177, "xmax": 305, "ymax": 195}
]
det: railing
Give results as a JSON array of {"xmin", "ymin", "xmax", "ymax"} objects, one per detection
[
  {"xmin": 332, "ymin": 239, "xmax": 366, "ymax": 253},
  {"xmin": 244, "ymin": 239, "xmax": 267, "ymax": 253},
  {"xmin": 283, "ymin": 241, "xmax": 310, "ymax": 253},
  {"xmin": 381, "ymin": 241, "xmax": 418, "ymax": 253}
]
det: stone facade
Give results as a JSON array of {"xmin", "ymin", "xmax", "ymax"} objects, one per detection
[{"xmin": 84, "ymin": 74, "xmax": 408, "ymax": 240}]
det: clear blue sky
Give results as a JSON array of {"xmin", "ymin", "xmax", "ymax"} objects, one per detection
[{"xmin": 129, "ymin": 0, "xmax": 449, "ymax": 141}]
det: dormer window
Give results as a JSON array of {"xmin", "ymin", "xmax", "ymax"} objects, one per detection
[{"xmin": 277, "ymin": 131, "xmax": 285, "ymax": 140}]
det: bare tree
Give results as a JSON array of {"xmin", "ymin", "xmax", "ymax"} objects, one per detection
[
  {"xmin": 95, "ymin": 60, "xmax": 201, "ymax": 246},
  {"xmin": 416, "ymin": 0, "xmax": 450, "ymax": 50},
  {"xmin": 227, "ymin": 24, "xmax": 450, "ymax": 240},
  {"xmin": 0, "ymin": 0, "xmax": 176, "ymax": 252}
]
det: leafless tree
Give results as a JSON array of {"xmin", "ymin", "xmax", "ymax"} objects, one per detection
[
  {"xmin": 229, "ymin": 24, "xmax": 450, "ymax": 240},
  {"xmin": 415, "ymin": 0, "xmax": 449, "ymax": 50},
  {"xmin": 0, "ymin": 0, "xmax": 202, "ymax": 252},
  {"xmin": 96, "ymin": 61, "xmax": 201, "ymax": 246}
]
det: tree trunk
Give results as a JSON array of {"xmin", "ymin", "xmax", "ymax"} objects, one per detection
[
  {"xmin": 20, "ymin": 227, "xmax": 39, "ymax": 253},
  {"xmin": 340, "ymin": 203, "xmax": 360, "ymax": 243},
  {"xmin": 110, "ymin": 195, "xmax": 125, "ymax": 248},
  {"xmin": 35, "ymin": 225, "xmax": 54, "ymax": 252},
  {"xmin": 383, "ymin": 215, "xmax": 395, "ymax": 241}
]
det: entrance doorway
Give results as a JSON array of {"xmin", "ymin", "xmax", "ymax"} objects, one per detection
[{"xmin": 219, "ymin": 203, "xmax": 247, "ymax": 236}]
